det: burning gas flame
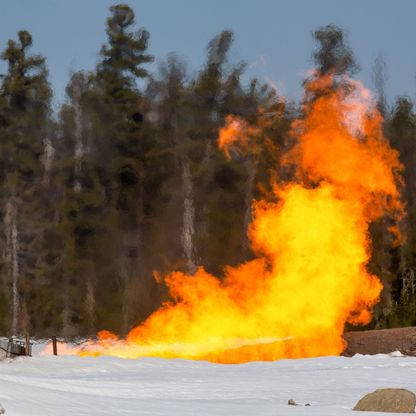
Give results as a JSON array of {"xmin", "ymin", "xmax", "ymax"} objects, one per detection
[
  {"xmin": 217, "ymin": 114, "xmax": 260, "ymax": 159},
  {"xmin": 52, "ymin": 73, "xmax": 404, "ymax": 363}
]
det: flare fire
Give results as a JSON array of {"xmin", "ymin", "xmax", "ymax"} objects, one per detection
[{"xmin": 53, "ymin": 73, "xmax": 404, "ymax": 363}]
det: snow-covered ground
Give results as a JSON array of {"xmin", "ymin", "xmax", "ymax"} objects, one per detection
[{"xmin": 0, "ymin": 346, "xmax": 415, "ymax": 415}]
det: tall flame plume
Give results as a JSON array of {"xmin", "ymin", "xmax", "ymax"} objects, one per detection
[{"xmin": 54, "ymin": 73, "xmax": 404, "ymax": 363}]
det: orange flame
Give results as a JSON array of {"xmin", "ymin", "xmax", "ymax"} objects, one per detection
[
  {"xmin": 217, "ymin": 114, "xmax": 261, "ymax": 158},
  {"xmin": 58, "ymin": 73, "xmax": 403, "ymax": 363}
]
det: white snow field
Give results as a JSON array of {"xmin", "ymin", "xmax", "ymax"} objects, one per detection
[{"xmin": 0, "ymin": 349, "xmax": 415, "ymax": 415}]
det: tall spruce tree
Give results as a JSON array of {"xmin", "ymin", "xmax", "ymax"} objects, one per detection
[
  {"xmin": 385, "ymin": 98, "xmax": 416, "ymax": 326},
  {"xmin": 93, "ymin": 4, "xmax": 154, "ymax": 333},
  {"xmin": 145, "ymin": 55, "xmax": 196, "ymax": 274},
  {"xmin": 188, "ymin": 30, "xmax": 278, "ymax": 274},
  {"xmin": 0, "ymin": 30, "xmax": 52, "ymax": 334},
  {"xmin": 57, "ymin": 71, "xmax": 107, "ymax": 336},
  {"xmin": 312, "ymin": 24, "xmax": 358, "ymax": 76}
]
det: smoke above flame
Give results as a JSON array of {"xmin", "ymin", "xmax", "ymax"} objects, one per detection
[{"xmin": 54, "ymin": 73, "xmax": 404, "ymax": 363}]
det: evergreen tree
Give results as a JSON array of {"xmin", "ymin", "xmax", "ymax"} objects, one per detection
[
  {"xmin": 91, "ymin": 4, "xmax": 154, "ymax": 333},
  {"xmin": 372, "ymin": 53, "xmax": 388, "ymax": 115},
  {"xmin": 0, "ymin": 30, "xmax": 52, "ymax": 334},
  {"xmin": 145, "ymin": 54, "xmax": 196, "ymax": 274},
  {"xmin": 57, "ymin": 71, "xmax": 107, "ymax": 336},
  {"xmin": 312, "ymin": 24, "xmax": 358, "ymax": 76},
  {"xmin": 189, "ymin": 31, "xmax": 279, "ymax": 274},
  {"xmin": 385, "ymin": 97, "xmax": 416, "ymax": 326}
]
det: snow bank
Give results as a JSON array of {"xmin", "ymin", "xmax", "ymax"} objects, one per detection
[{"xmin": 0, "ymin": 347, "xmax": 415, "ymax": 415}]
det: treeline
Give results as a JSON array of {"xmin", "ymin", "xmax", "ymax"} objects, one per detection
[{"xmin": 0, "ymin": 5, "xmax": 414, "ymax": 337}]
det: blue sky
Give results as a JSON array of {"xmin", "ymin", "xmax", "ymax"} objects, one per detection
[{"xmin": 0, "ymin": 0, "xmax": 415, "ymax": 108}]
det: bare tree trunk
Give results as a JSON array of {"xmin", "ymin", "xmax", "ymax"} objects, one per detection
[
  {"xmin": 69, "ymin": 81, "xmax": 96, "ymax": 336},
  {"xmin": 42, "ymin": 137, "xmax": 55, "ymax": 187},
  {"xmin": 84, "ymin": 261, "xmax": 96, "ymax": 335},
  {"xmin": 243, "ymin": 157, "xmax": 257, "ymax": 253},
  {"xmin": 181, "ymin": 159, "xmax": 196, "ymax": 274},
  {"xmin": 196, "ymin": 141, "xmax": 213, "ymax": 262},
  {"xmin": 5, "ymin": 199, "xmax": 20, "ymax": 335},
  {"xmin": 120, "ymin": 259, "xmax": 130, "ymax": 334},
  {"xmin": 73, "ymin": 89, "xmax": 85, "ymax": 193},
  {"xmin": 62, "ymin": 273, "xmax": 72, "ymax": 337}
]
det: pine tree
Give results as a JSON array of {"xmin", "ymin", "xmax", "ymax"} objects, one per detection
[
  {"xmin": 56, "ymin": 71, "xmax": 106, "ymax": 336},
  {"xmin": 385, "ymin": 98, "xmax": 416, "ymax": 326},
  {"xmin": 0, "ymin": 30, "xmax": 52, "ymax": 334},
  {"xmin": 189, "ymin": 31, "xmax": 276, "ymax": 274},
  {"xmin": 312, "ymin": 24, "xmax": 358, "ymax": 76},
  {"xmin": 91, "ymin": 4, "xmax": 154, "ymax": 333},
  {"xmin": 145, "ymin": 54, "xmax": 196, "ymax": 273}
]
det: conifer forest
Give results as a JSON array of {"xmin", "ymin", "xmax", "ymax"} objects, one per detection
[{"xmin": 0, "ymin": 3, "xmax": 415, "ymax": 339}]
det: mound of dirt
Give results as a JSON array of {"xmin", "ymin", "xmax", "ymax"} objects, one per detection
[{"xmin": 343, "ymin": 327, "xmax": 416, "ymax": 357}]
